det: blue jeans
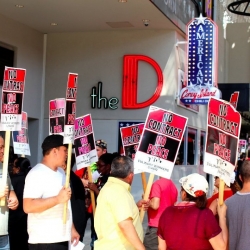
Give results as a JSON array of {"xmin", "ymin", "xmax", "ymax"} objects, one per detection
[{"xmin": 0, "ymin": 235, "xmax": 9, "ymax": 250}]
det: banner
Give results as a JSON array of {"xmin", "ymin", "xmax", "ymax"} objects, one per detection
[
  {"xmin": 74, "ymin": 114, "xmax": 98, "ymax": 170},
  {"xmin": 12, "ymin": 111, "xmax": 30, "ymax": 155},
  {"xmin": 204, "ymin": 97, "xmax": 241, "ymax": 186},
  {"xmin": 120, "ymin": 123, "xmax": 144, "ymax": 160},
  {"xmin": 180, "ymin": 15, "xmax": 220, "ymax": 104},
  {"xmin": 64, "ymin": 73, "xmax": 78, "ymax": 144},
  {"xmin": 1, "ymin": 67, "xmax": 25, "ymax": 131},
  {"xmin": 134, "ymin": 106, "xmax": 188, "ymax": 178},
  {"xmin": 49, "ymin": 98, "xmax": 65, "ymax": 136}
]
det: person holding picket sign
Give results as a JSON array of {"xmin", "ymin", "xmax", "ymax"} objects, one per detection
[
  {"xmin": 8, "ymin": 157, "xmax": 31, "ymax": 250},
  {"xmin": 23, "ymin": 135, "xmax": 79, "ymax": 250},
  {"xmin": 143, "ymin": 177, "xmax": 178, "ymax": 250},
  {"xmin": 94, "ymin": 156, "xmax": 146, "ymax": 250},
  {"xmin": 157, "ymin": 173, "xmax": 228, "ymax": 250}
]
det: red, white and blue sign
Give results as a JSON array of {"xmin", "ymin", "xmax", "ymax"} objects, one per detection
[{"xmin": 180, "ymin": 15, "xmax": 221, "ymax": 105}]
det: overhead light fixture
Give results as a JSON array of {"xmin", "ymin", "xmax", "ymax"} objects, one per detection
[
  {"xmin": 50, "ymin": 23, "xmax": 58, "ymax": 26},
  {"xmin": 15, "ymin": 4, "xmax": 24, "ymax": 8},
  {"xmin": 119, "ymin": 0, "xmax": 127, "ymax": 2}
]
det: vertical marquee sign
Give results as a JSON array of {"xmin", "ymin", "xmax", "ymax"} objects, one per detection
[
  {"xmin": 180, "ymin": 15, "xmax": 220, "ymax": 104},
  {"xmin": 64, "ymin": 73, "xmax": 78, "ymax": 144}
]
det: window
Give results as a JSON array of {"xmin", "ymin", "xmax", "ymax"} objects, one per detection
[
  {"xmin": 187, "ymin": 128, "xmax": 197, "ymax": 165},
  {"xmin": 175, "ymin": 127, "xmax": 198, "ymax": 165},
  {"xmin": 200, "ymin": 131, "xmax": 206, "ymax": 165}
]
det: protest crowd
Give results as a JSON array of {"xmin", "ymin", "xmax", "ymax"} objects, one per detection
[
  {"xmin": 0, "ymin": 130, "xmax": 249, "ymax": 250},
  {"xmin": 0, "ymin": 68, "xmax": 247, "ymax": 250}
]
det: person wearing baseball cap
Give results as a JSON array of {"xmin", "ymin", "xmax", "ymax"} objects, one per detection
[
  {"xmin": 157, "ymin": 173, "xmax": 228, "ymax": 250},
  {"xmin": 23, "ymin": 134, "xmax": 80, "ymax": 250},
  {"xmin": 95, "ymin": 139, "xmax": 107, "ymax": 159}
]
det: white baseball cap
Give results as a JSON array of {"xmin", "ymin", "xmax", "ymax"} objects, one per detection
[{"xmin": 179, "ymin": 173, "xmax": 208, "ymax": 197}]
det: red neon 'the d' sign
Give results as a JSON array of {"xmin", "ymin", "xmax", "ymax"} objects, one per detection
[{"xmin": 122, "ymin": 55, "xmax": 163, "ymax": 109}]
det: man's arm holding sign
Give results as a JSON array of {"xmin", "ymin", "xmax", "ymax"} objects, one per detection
[{"xmin": 24, "ymin": 186, "xmax": 71, "ymax": 213}]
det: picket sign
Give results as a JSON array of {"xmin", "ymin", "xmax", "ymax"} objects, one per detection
[
  {"xmin": 204, "ymin": 98, "xmax": 241, "ymax": 206},
  {"xmin": 133, "ymin": 106, "xmax": 188, "ymax": 222},
  {"xmin": 1, "ymin": 67, "xmax": 26, "ymax": 206},
  {"xmin": 63, "ymin": 73, "xmax": 78, "ymax": 224},
  {"xmin": 120, "ymin": 123, "xmax": 147, "ymax": 193},
  {"xmin": 74, "ymin": 114, "xmax": 98, "ymax": 216},
  {"xmin": 63, "ymin": 143, "xmax": 73, "ymax": 224}
]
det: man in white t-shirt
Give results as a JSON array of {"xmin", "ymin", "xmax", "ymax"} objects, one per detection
[{"xmin": 23, "ymin": 134, "xmax": 79, "ymax": 250}]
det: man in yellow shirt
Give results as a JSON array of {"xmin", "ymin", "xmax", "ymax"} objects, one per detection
[{"xmin": 94, "ymin": 156, "xmax": 145, "ymax": 250}]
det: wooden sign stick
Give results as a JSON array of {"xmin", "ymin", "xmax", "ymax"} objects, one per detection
[
  {"xmin": 63, "ymin": 143, "xmax": 72, "ymax": 224},
  {"xmin": 219, "ymin": 179, "xmax": 225, "ymax": 206},
  {"xmin": 0, "ymin": 131, "xmax": 11, "ymax": 206},
  {"xmin": 141, "ymin": 172, "xmax": 147, "ymax": 193},
  {"xmin": 87, "ymin": 166, "xmax": 96, "ymax": 215},
  {"xmin": 140, "ymin": 173, "xmax": 154, "ymax": 222}
]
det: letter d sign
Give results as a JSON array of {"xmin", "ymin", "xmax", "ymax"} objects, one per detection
[{"xmin": 122, "ymin": 55, "xmax": 163, "ymax": 109}]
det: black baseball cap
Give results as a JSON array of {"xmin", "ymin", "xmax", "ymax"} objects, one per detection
[{"xmin": 42, "ymin": 134, "xmax": 69, "ymax": 152}]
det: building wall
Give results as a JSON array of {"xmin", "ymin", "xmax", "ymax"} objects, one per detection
[
  {"xmin": 226, "ymin": 23, "xmax": 250, "ymax": 83},
  {"xmin": 0, "ymin": 14, "xmax": 210, "ymax": 191},
  {"xmin": 45, "ymin": 30, "xmax": 208, "ymax": 154},
  {"xmin": 0, "ymin": 13, "xmax": 44, "ymax": 164}
]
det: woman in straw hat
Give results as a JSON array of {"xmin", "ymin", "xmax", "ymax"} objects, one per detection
[{"xmin": 157, "ymin": 173, "xmax": 228, "ymax": 250}]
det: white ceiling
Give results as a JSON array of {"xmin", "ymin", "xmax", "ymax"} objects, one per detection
[{"xmin": 0, "ymin": 0, "xmax": 179, "ymax": 33}]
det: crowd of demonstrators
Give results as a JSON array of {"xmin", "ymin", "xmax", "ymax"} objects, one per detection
[
  {"xmin": 1, "ymin": 131, "xmax": 248, "ymax": 250},
  {"xmin": 0, "ymin": 135, "xmax": 19, "ymax": 250},
  {"xmin": 157, "ymin": 173, "xmax": 228, "ymax": 250},
  {"xmin": 143, "ymin": 177, "xmax": 178, "ymax": 250},
  {"xmin": 23, "ymin": 135, "xmax": 79, "ymax": 250},
  {"xmin": 8, "ymin": 157, "xmax": 31, "ymax": 250},
  {"xmin": 224, "ymin": 159, "xmax": 250, "ymax": 250},
  {"xmin": 60, "ymin": 154, "xmax": 86, "ymax": 243},
  {"xmin": 94, "ymin": 156, "xmax": 149, "ymax": 250}
]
